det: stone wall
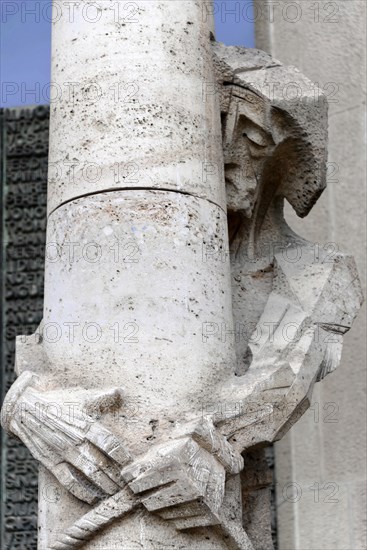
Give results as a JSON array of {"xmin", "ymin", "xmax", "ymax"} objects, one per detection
[{"xmin": 255, "ymin": 1, "xmax": 366, "ymax": 548}]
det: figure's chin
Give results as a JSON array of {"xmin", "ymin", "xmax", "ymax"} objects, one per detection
[{"xmin": 225, "ymin": 182, "xmax": 255, "ymax": 219}]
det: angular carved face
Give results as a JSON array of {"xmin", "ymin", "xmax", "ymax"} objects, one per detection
[
  {"xmin": 222, "ymin": 86, "xmax": 326, "ymax": 219},
  {"xmin": 223, "ymin": 88, "xmax": 276, "ymax": 217}
]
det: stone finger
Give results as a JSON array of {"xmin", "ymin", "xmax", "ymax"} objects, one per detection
[
  {"xmin": 64, "ymin": 442, "xmax": 121, "ymax": 495},
  {"xmin": 86, "ymin": 423, "xmax": 132, "ymax": 466},
  {"xmin": 127, "ymin": 467, "xmax": 183, "ymax": 494},
  {"xmin": 157, "ymin": 500, "xmax": 208, "ymax": 520},
  {"xmin": 141, "ymin": 479, "xmax": 202, "ymax": 512},
  {"xmin": 53, "ymin": 462, "xmax": 105, "ymax": 505}
]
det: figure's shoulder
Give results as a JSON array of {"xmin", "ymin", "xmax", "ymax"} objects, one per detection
[{"xmin": 273, "ymin": 244, "xmax": 363, "ymax": 329}]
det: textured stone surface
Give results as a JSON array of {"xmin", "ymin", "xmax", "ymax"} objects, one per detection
[
  {"xmin": 255, "ymin": 1, "xmax": 367, "ymax": 548},
  {"xmin": 1, "ymin": 2, "xmax": 364, "ymax": 550},
  {"xmin": 47, "ymin": 0, "xmax": 224, "ymax": 213}
]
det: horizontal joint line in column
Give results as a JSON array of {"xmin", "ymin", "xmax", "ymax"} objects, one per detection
[{"xmin": 48, "ymin": 187, "xmax": 227, "ymax": 218}]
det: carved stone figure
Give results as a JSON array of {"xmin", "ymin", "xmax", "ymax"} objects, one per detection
[{"xmin": 1, "ymin": 3, "xmax": 363, "ymax": 550}]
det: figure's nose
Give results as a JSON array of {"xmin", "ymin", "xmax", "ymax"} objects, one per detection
[
  {"xmin": 224, "ymin": 162, "xmax": 242, "ymax": 186},
  {"xmin": 225, "ymin": 160, "xmax": 257, "ymax": 187}
]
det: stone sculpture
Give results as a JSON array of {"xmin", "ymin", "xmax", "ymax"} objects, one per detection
[{"xmin": 1, "ymin": 2, "xmax": 363, "ymax": 549}]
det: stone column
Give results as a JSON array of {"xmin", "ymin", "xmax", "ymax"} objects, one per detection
[
  {"xmin": 38, "ymin": 1, "xmax": 235, "ymax": 548},
  {"xmin": 255, "ymin": 1, "xmax": 367, "ymax": 548}
]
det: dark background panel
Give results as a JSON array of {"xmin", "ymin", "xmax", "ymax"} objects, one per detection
[{"xmin": 1, "ymin": 105, "xmax": 49, "ymax": 550}]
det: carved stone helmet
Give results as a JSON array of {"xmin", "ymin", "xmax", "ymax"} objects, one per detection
[{"xmin": 213, "ymin": 42, "xmax": 328, "ymax": 218}]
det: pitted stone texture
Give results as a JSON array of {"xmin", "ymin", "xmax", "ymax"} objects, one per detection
[
  {"xmin": 48, "ymin": 0, "xmax": 225, "ymax": 213},
  {"xmin": 1, "ymin": 24, "xmax": 364, "ymax": 550},
  {"xmin": 43, "ymin": 190, "xmax": 235, "ymax": 438}
]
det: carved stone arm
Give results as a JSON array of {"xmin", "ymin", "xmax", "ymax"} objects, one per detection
[
  {"xmin": 216, "ymin": 248, "xmax": 363, "ymax": 452},
  {"xmin": 1, "ymin": 368, "xmax": 132, "ymax": 504}
]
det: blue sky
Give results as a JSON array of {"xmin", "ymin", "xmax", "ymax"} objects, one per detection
[{"xmin": 0, "ymin": 0, "xmax": 255, "ymax": 108}]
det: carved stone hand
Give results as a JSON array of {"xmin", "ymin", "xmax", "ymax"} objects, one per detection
[
  {"xmin": 120, "ymin": 418, "xmax": 244, "ymax": 530},
  {"xmin": 50, "ymin": 418, "xmax": 252, "ymax": 550},
  {"xmin": 1, "ymin": 370, "xmax": 131, "ymax": 504}
]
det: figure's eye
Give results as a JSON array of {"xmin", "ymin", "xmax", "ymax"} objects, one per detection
[{"xmin": 243, "ymin": 125, "xmax": 268, "ymax": 147}]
